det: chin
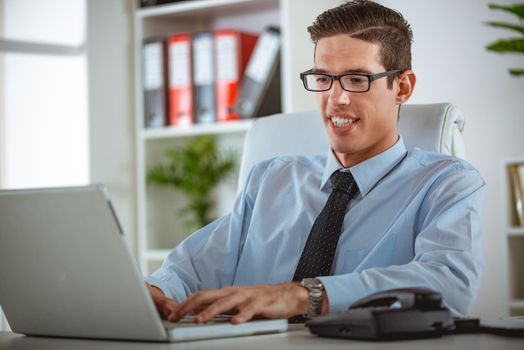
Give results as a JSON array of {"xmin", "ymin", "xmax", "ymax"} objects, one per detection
[{"xmin": 331, "ymin": 143, "xmax": 358, "ymax": 157}]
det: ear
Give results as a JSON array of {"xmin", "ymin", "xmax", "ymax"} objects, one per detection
[{"xmin": 396, "ymin": 70, "xmax": 416, "ymax": 104}]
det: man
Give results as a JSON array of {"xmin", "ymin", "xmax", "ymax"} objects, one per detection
[{"xmin": 146, "ymin": 0, "xmax": 484, "ymax": 324}]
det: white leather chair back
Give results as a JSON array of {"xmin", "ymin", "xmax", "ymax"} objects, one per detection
[{"xmin": 238, "ymin": 103, "xmax": 466, "ymax": 189}]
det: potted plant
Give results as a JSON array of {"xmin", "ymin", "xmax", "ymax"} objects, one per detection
[
  {"xmin": 485, "ymin": 3, "xmax": 524, "ymax": 77},
  {"xmin": 147, "ymin": 135, "xmax": 237, "ymax": 235}
]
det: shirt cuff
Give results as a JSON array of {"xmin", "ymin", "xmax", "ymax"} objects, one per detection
[{"xmin": 318, "ymin": 273, "xmax": 368, "ymax": 314}]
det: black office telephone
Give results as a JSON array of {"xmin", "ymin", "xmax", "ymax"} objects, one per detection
[{"xmin": 306, "ymin": 287, "xmax": 454, "ymax": 340}]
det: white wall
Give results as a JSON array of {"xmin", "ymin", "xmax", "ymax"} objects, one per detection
[
  {"xmin": 86, "ymin": 0, "xmax": 136, "ymax": 253},
  {"xmin": 379, "ymin": 0, "xmax": 524, "ymax": 317}
]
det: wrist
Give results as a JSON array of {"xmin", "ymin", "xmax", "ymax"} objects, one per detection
[
  {"xmin": 293, "ymin": 282, "xmax": 310, "ymax": 316},
  {"xmin": 321, "ymin": 291, "xmax": 329, "ymax": 315}
]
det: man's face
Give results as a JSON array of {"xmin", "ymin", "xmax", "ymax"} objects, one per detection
[{"xmin": 314, "ymin": 35, "xmax": 403, "ymax": 168}]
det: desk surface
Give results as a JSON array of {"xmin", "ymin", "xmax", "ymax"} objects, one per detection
[{"xmin": 1, "ymin": 326, "xmax": 523, "ymax": 350}]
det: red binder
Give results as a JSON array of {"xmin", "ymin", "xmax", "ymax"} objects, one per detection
[
  {"xmin": 168, "ymin": 34, "xmax": 193, "ymax": 127},
  {"xmin": 214, "ymin": 30, "xmax": 258, "ymax": 122}
]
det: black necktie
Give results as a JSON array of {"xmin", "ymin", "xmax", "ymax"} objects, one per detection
[{"xmin": 292, "ymin": 170, "xmax": 359, "ymax": 282}]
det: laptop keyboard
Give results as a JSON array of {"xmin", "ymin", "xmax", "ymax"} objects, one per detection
[{"xmin": 163, "ymin": 315, "xmax": 234, "ymax": 328}]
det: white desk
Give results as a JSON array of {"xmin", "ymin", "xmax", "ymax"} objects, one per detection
[{"xmin": 1, "ymin": 326, "xmax": 523, "ymax": 350}]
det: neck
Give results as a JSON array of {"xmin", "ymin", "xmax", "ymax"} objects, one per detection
[{"xmin": 334, "ymin": 134, "xmax": 400, "ymax": 168}]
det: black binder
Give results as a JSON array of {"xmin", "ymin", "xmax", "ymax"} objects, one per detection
[
  {"xmin": 235, "ymin": 27, "xmax": 281, "ymax": 119},
  {"xmin": 192, "ymin": 31, "xmax": 216, "ymax": 124},
  {"xmin": 139, "ymin": 0, "xmax": 187, "ymax": 8},
  {"xmin": 142, "ymin": 37, "xmax": 169, "ymax": 128}
]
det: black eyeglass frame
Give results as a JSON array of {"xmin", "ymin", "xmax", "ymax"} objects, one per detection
[{"xmin": 299, "ymin": 69, "xmax": 404, "ymax": 93}]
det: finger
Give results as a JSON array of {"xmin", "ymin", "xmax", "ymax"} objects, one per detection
[
  {"xmin": 194, "ymin": 292, "xmax": 248, "ymax": 323},
  {"xmin": 160, "ymin": 298, "xmax": 178, "ymax": 319},
  {"xmin": 231, "ymin": 302, "xmax": 259, "ymax": 324},
  {"xmin": 192, "ymin": 302, "xmax": 213, "ymax": 314},
  {"xmin": 146, "ymin": 284, "xmax": 180, "ymax": 319},
  {"xmin": 173, "ymin": 291, "xmax": 224, "ymax": 320},
  {"xmin": 169, "ymin": 289, "xmax": 234, "ymax": 322}
]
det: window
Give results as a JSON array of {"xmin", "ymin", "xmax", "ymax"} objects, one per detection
[{"xmin": 0, "ymin": 0, "xmax": 88, "ymax": 189}]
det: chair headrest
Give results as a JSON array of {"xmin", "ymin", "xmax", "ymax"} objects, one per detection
[{"xmin": 399, "ymin": 103, "xmax": 465, "ymax": 156}]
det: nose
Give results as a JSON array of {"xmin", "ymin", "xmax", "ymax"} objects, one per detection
[{"xmin": 328, "ymin": 79, "xmax": 351, "ymax": 106}]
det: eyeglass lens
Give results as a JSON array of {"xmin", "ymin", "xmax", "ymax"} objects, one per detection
[{"xmin": 304, "ymin": 74, "xmax": 370, "ymax": 92}]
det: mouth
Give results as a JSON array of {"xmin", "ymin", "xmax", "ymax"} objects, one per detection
[{"xmin": 328, "ymin": 114, "xmax": 359, "ymax": 128}]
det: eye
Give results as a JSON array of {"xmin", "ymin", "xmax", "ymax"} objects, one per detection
[
  {"xmin": 314, "ymin": 75, "xmax": 331, "ymax": 84},
  {"xmin": 347, "ymin": 75, "xmax": 367, "ymax": 85}
]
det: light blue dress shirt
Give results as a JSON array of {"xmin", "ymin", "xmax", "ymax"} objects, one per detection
[{"xmin": 146, "ymin": 138, "xmax": 485, "ymax": 316}]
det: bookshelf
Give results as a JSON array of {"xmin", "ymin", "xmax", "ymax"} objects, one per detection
[
  {"xmin": 134, "ymin": 0, "xmax": 343, "ymax": 274},
  {"xmin": 140, "ymin": 119, "xmax": 253, "ymax": 140},
  {"xmin": 504, "ymin": 159, "xmax": 524, "ymax": 316}
]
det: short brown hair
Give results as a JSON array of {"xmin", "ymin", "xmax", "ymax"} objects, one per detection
[{"xmin": 308, "ymin": 0, "xmax": 413, "ymax": 87}]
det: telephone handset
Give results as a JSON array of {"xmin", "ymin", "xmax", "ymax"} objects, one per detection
[
  {"xmin": 306, "ymin": 287, "xmax": 454, "ymax": 340},
  {"xmin": 349, "ymin": 287, "xmax": 445, "ymax": 311}
]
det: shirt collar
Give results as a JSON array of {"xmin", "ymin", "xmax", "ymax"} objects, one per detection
[{"xmin": 321, "ymin": 137, "xmax": 407, "ymax": 196}]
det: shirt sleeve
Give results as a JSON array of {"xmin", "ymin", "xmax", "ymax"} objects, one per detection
[
  {"xmin": 144, "ymin": 163, "xmax": 264, "ymax": 303},
  {"xmin": 319, "ymin": 164, "xmax": 485, "ymax": 316}
]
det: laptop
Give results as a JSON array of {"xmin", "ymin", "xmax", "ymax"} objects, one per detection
[{"xmin": 0, "ymin": 185, "xmax": 287, "ymax": 342}]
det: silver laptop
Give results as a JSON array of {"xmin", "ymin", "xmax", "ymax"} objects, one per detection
[{"xmin": 0, "ymin": 185, "xmax": 287, "ymax": 342}]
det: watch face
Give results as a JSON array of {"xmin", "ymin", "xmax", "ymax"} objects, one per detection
[
  {"xmin": 312, "ymin": 278, "xmax": 323, "ymax": 288},
  {"xmin": 302, "ymin": 278, "xmax": 323, "ymax": 289}
]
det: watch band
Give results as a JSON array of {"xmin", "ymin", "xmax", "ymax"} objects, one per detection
[{"xmin": 300, "ymin": 278, "xmax": 324, "ymax": 318}]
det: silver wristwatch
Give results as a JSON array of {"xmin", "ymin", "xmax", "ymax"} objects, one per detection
[{"xmin": 300, "ymin": 278, "xmax": 324, "ymax": 318}]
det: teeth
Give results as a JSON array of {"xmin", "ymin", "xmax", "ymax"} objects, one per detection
[{"xmin": 330, "ymin": 115, "xmax": 355, "ymax": 127}]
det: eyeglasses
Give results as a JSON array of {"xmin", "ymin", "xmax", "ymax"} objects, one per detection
[{"xmin": 299, "ymin": 69, "xmax": 404, "ymax": 93}]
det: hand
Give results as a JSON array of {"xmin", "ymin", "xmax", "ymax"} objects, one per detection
[
  {"xmin": 168, "ymin": 283, "xmax": 309, "ymax": 324},
  {"xmin": 146, "ymin": 283, "xmax": 178, "ymax": 319}
]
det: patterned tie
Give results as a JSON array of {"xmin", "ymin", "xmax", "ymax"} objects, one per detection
[{"xmin": 292, "ymin": 170, "xmax": 359, "ymax": 282}]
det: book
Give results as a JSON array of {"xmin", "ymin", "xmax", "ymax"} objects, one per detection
[
  {"xmin": 142, "ymin": 38, "xmax": 169, "ymax": 128},
  {"xmin": 508, "ymin": 163, "xmax": 524, "ymax": 226},
  {"xmin": 235, "ymin": 26, "xmax": 282, "ymax": 119},
  {"xmin": 168, "ymin": 33, "xmax": 193, "ymax": 127},
  {"xmin": 192, "ymin": 31, "xmax": 216, "ymax": 124},
  {"xmin": 214, "ymin": 30, "xmax": 258, "ymax": 122}
]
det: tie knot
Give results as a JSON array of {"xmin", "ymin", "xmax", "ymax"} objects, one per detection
[{"xmin": 331, "ymin": 170, "xmax": 357, "ymax": 195}]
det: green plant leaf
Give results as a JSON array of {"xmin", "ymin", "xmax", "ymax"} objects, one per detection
[
  {"xmin": 488, "ymin": 3, "xmax": 524, "ymax": 20},
  {"xmin": 484, "ymin": 21, "xmax": 524, "ymax": 35},
  {"xmin": 509, "ymin": 68, "xmax": 524, "ymax": 76},
  {"xmin": 146, "ymin": 135, "xmax": 238, "ymax": 231},
  {"xmin": 486, "ymin": 38, "xmax": 524, "ymax": 54}
]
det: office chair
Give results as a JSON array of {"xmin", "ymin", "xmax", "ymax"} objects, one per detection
[{"xmin": 238, "ymin": 103, "xmax": 466, "ymax": 188}]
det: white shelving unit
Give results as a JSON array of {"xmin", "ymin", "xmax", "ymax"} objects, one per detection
[
  {"xmin": 133, "ymin": 0, "xmax": 343, "ymax": 274},
  {"xmin": 504, "ymin": 159, "xmax": 524, "ymax": 316},
  {"xmin": 140, "ymin": 120, "xmax": 253, "ymax": 140}
]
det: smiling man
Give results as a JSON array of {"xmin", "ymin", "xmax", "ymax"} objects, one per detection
[{"xmin": 145, "ymin": 0, "xmax": 485, "ymax": 324}]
